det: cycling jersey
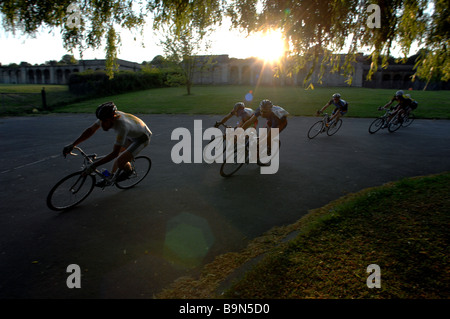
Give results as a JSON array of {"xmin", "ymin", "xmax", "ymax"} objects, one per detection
[
  {"xmin": 254, "ymin": 106, "xmax": 289, "ymax": 129},
  {"xmin": 233, "ymin": 107, "xmax": 254, "ymax": 122},
  {"xmin": 391, "ymin": 95, "xmax": 413, "ymax": 110},
  {"xmin": 96, "ymin": 111, "xmax": 152, "ymax": 147},
  {"xmin": 329, "ymin": 99, "xmax": 348, "ymax": 111}
]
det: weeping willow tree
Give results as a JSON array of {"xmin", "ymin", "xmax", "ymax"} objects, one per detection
[
  {"xmin": 227, "ymin": 0, "xmax": 449, "ymax": 88},
  {"xmin": 1, "ymin": 0, "xmax": 448, "ymax": 87},
  {"xmin": 0, "ymin": 0, "xmax": 225, "ymax": 78}
]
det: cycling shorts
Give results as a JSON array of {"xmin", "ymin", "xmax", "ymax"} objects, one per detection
[
  {"xmin": 126, "ymin": 133, "xmax": 151, "ymax": 157},
  {"xmin": 332, "ymin": 108, "xmax": 347, "ymax": 116}
]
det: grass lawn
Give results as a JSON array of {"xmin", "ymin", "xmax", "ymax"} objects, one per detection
[
  {"xmin": 0, "ymin": 84, "xmax": 76, "ymax": 115},
  {"xmin": 157, "ymin": 172, "xmax": 450, "ymax": 299},
  {"xmin": 53, "ymin": 85, "xmax": 450, "ymax": 119},
  {"xmin": 2, "ymin": 84, "xmax": 448, "ymax": 119}
]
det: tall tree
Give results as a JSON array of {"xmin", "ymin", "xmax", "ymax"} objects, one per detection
[{"xmin": 160, "ymin": 25, "xmax": 213, "ymax": 95}]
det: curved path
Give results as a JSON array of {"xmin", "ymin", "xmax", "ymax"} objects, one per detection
[{"xmin": 1, "ymin": 114, "xmax": 449, "ymax": 298}]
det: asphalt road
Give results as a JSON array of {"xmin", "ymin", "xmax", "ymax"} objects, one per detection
[{"xmin": 1, "ymin": 114, "xmax": 449, "ymax": 298}]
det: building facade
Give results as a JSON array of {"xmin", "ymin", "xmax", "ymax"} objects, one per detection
[
  {"xmin": 1, "ymin": 55, "xmax": 446, "ymax": 90},
  {"xmin": 0, "ymin": 59, "xmax": 141, "ymax": 85},
  {"xmin": 190, "ymin": 54, "xmax": 446, "ymax": 90}
]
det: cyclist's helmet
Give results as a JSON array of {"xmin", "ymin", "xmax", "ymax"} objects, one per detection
[
  {"xmin": 233, "ymin": 102, "xmax": 245, "ymax": 113},
  {"xmin": 332, "ymin": 93, "xmax": 341, "ymax": 99},
  {"xmin": 260, "ymin": 99, "xmax": 273, "ymax": 110},
  {"xmin": 395, "ymin": 90, "xmax": 404, "ymax": 97},
  {"xmin": 96, "ymin": 102, "xmax": 117, "ymax": 121}
]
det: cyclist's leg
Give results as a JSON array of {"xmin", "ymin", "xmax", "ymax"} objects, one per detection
[
  {"xmin": 328, "ymin": 109, "xmax": 340, "ymax": 125},
  {"xmin": 335, "ymin": 110, "xmax": 344, "ymax": 123},
  {"xmin": 329, "ymin": 109, "xmax": 337, "ymax": 121},
  {"xmin": 387, "ymin": 106, "xmax": 399, "ymax": 123},
  {"xmin": 397, "ymin": 107, "xmax": 406, "ymax": 123},
  {"xmin": 266, "ymin": 121, "xmax": 286, "ymax": 156},
  {"xmin": 114, "ymin": 135, "xmax": 151, "ymax": 175},
  {"xmin": 111, "ymin": 140, "xmax": 132, "ymax": 174}
]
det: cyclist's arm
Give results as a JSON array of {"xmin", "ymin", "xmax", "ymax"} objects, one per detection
[
  {"xmin": 217, "ymin": 112, "xmax": 233, "ymax": 126},
  {"xmin": 276, "ymin": 117, "xmax": 288, "ymax": 132},
  {"xmin": 318, "ymin": 101, "xmax": 331, "ymax": 114},
  {"xmin": 241, "ymin": 114, "xmax": 258, "ymax": 130},
  {"xmin": 382, "ymin": 98, "xmax": 395, "ymax": 109},
  {"xmin": 64, "ymin": 122, "xmax": 101, "ymax": 156},
  {"xmin": 73, "ymin": 122, "xmax": 100, "ymax": 146},
  {"xmin": 91, "ymin": 144, "xmax": 122, "ymax": 169}
]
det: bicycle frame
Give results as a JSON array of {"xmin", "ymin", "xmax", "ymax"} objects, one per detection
[{"xmin": 69, "ymin": 146, "xmax": 111, "ymax": 181}]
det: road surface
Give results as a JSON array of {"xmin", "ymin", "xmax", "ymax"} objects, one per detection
[{"xmin": 1, "ymin": 114, "xmax": 449, "ymax": 298}]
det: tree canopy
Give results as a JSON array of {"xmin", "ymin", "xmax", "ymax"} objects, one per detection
[{"xmin": 1, "ymin": 0, "xmax": 448, "ymax": 85}]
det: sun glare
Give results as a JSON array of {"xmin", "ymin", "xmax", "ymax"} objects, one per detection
[{"xmin": 253, "ymin": 29, "xmax": 286, "ymax": 63}]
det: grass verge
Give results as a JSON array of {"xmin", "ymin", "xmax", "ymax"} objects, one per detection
[{"xmin": 157, "ymin": 172, "xmax": 450, "ymax": 299}]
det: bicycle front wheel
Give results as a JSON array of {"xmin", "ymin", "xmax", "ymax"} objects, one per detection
[
  {"xmin": 220, "ymin": 161, "xmax": 244, "ymax": 177},
  {"xmin": 368, "ymin": 117, "xmax": 384, "ymax": 134},
  {"xmin": 47, "ymin": 172, "xmax": 95, "ymax": 211},
  {"xmin": 220, "ymin": 144, "xmax": 244, "ymax": 177},
  {"xmin": 307, "ymin": 120, "xmax": 324, "ymax": 139},
  {"xmin": 327, "ymin": 119, "xmax": 343, "ymax": 136},
  {"xmin": 115, "ymin": 156, "xmax": 152, "ymax": 189}
]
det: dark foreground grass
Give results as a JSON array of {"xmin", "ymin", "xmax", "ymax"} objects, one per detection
[
  {"xmin": 7, "ymin": 85, "xmax": 447, "ymax": 119},
  {"xmin": 157, "ymin": 172, "xmax": 450, "ymax": 299}
]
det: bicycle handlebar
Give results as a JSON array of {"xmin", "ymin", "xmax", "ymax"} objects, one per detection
[{"xmin": 215, "ymin": 122, "xmax": 232, "ymax": 129}]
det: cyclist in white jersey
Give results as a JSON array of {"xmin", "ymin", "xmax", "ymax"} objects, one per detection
[
  {"xmin": 215, "ymin": 102, "xmax": 258, "ymax": 128},
  {"xmin": 242, "ymin": 99, "xmax": 289, "ymax": 155},
  {"xmin": 63, "ymin": 102, "xmax": 152, "ymax": 186}
]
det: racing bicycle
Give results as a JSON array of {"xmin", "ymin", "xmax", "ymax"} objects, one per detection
[
  {"xmin": 204, "ymin": 122, "xmax": 276, "ymax": 177},
  {"xmin": 369, "ymin": 108, "xmax": 415, "ymax": 134},
  {"xmin": 46, "ymin": 146, "xmax": 151, "ymax": 211},
  {"xmin": 219, "ymin": 131, "xmax": 277, "ymax": 177},
  {"xmin": 387, "ymin": 110, "xmax": 415, "ymax": 132},
  {"xmin": 368, "ymin": 109, "xmax": 392, "ymax": 134},
  {"xmin": 307, "ymin": 113, "xmax": 343, "ymax": 139}
]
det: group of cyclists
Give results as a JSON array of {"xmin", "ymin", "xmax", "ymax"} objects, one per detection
[{"xmin": 62, "ymin": 90, "xmax": 416, "ymax": 183}]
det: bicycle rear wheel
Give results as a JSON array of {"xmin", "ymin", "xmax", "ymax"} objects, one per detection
[
  {"xmin": 327, "ymin": 119, "xmax": 343, "ymax": 136},
  {"xmin": 307, "ymin": 120, "xmax": 324, "ymax": 139},
  {"xmin": 402, "ymin": 113, "xmax": 415, "ymax": 127},
  {"xmin": 368, "ymin": 117, "xmax": 384, "ymax": 134},
  {"xmin": 115, "ymin": 156, "xmax": 152, "ymax": 189},
  {"xmin": 47, "ymin": 172, "xmax": 95, "ymax": 211},
  {"xmin": 388, "ymin": 115, "xmax": 402, "ymax": 132}
]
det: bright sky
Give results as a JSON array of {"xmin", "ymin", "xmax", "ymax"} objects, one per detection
[
  {"xmin": 0, "ymin": 17, "xmax": 285, "ymax": 65},
  {"xmin": 2, "ymin": 0, "xmax": 433, "ymax": 67}
]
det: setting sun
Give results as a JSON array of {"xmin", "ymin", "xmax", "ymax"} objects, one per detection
[
  {"xmin": 226, "ymin": 28, "xmax": 286, "ymax": 63},
  {"xmin": 252, "ymin": 29, "xmax": 286, "ymax": 63}
]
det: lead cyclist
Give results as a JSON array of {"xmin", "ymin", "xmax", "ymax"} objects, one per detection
[{"xmin": 62, "ymin": 102, "xmax": 152, "ymax": 187}]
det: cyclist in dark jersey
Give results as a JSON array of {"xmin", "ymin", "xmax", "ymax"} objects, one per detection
[
  {"xmin": 317, "ymin": 93, "xmax": 348, "ymax": 126},
  {"xmin": 379, "ymin": 90, "xmax": 414, "ymax": 125}
]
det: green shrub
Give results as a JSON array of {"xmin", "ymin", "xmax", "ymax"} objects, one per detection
[{"xmin": 68, "ymin": 70, "xmax": 180, "ymax": 96}]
